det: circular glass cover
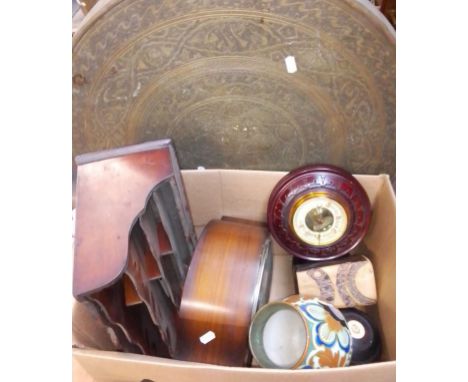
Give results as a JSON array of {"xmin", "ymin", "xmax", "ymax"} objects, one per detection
[
  {"xmin": 305, "ymin": 206, "xmax": 334, "ymax": 232},
  {"xmin": 292, "ymin": 197, "xmax": 348, "ymax": 246}
]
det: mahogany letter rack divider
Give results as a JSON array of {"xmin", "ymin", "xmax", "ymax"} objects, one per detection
[{"xmin": 73, "ymin": 139, "xmax": 197, "ymax": 357}]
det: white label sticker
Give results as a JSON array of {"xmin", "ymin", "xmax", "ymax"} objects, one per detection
[
  {"xmin": 348, "ymin": 320, "xmax": 366, "ymax": 339},
  {"xmin": 199, "ymin": 331, "xmax": 216, "ymax": 344},
  {"xmin": 285, "ymin": 55, "xmax": 298, "ymax": 73}
]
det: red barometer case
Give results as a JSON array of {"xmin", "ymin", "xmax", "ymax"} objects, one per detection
[{"xmin": 267, "ymin": 164, "xmax": 371, "ymax": 261}]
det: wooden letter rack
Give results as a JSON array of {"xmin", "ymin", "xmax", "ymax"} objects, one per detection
[{"xmin": 73, "ymin": 139, "xmax": 197, "ymax": 357}]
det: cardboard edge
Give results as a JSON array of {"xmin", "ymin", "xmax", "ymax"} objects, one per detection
[
  {"xmin": 73, "ymin": 348, "xmax": 396, "ymax": 377},
  {"xmin": 363, "ymin": 173, "xmax": 396, "ymax": 361}
]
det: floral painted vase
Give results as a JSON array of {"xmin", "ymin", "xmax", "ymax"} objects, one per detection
[{"xmin": 249, "ymin": 295, "xmax": 352, "ymax": 369}]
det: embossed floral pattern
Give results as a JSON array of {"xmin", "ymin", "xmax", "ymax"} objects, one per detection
[{"xmin": 73, "ymin": 0, "xmax": 395, "ymax": 179}]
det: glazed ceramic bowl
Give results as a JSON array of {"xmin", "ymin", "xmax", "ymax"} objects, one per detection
[{"xmin": 249, "ymin": 295, "xmax": 352, "ymax": 369}]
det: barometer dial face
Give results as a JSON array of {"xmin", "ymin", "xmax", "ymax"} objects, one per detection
[{"xmin": 291, "ymin": 196, "xmax": 348, "ymax": 246}]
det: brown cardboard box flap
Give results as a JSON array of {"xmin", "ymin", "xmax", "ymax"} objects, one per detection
[{"xmin": 73, "ymin": 348, "xmax": 396, "ymax": 382}]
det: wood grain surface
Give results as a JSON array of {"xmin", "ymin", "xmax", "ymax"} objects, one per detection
[
  {"xmin": 175, "ymin": 219, "xmax": 270, "ymax": 366},
  {"xmin": 73, "ymin": 142, "xmax": 172, "ymax": 297},
  {"xmin": 73, "ymin": 139, "xmax": 197, "ymax": 357}
]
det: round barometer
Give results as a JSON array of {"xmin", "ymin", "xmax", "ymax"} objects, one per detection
[{"xmin": 267, "ymin": 165, "xmax": 371, "ymax": 261}]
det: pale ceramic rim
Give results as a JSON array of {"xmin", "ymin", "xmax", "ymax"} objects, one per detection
[{"xmin": 248, "ymin": 301, "xmax": 310, "ymax": 369}]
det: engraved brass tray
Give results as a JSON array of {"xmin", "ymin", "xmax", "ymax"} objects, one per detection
[{"xmin": 73, "ymin": 0, "xmax": 395, "ymax": 179}]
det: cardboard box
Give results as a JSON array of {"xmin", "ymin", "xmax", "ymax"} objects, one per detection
[{"xmin": 73, "ymin": 169, "xmax": 396, "ymax": 381}]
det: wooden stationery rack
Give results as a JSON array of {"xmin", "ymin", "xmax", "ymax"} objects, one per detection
[{"xmin": 73, "ymin": 139, "xmax": 197, "ymax": 356}]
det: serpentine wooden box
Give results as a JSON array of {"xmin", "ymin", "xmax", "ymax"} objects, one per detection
[{"xmin": 73, "ymin": 169, "xmax": 396, "ymax": 382}]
